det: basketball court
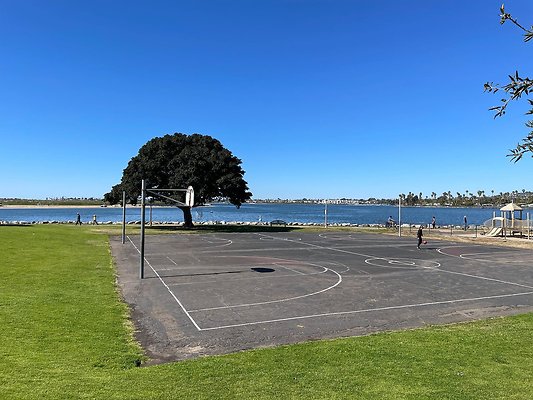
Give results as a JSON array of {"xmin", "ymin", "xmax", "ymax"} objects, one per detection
[{"xmin": 111, "ymin": 231, "xmax": 533, "ymax": 363}]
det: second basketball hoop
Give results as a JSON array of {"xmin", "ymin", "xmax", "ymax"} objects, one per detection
[{"xmin": 186, "ymin": 186, "xmax": 195, "ymax": 208}]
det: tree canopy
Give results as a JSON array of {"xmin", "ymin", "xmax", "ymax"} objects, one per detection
[
  {"xmin": 484, "ymin": 4, "xmax": 533, "ymax": 161},
  {"xmin": 104, "ymin": 133, "xmax": 252, "ymax": 226}
]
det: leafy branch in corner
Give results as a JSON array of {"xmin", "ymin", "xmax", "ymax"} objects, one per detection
[{"xmin": 484, "ymin": 4, "xmax": 533, "ymax": 162}]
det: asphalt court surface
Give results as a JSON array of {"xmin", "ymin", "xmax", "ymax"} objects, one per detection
[{"xmin": 111, "ymin": 231, "xmax": 533, "ymax": 363}]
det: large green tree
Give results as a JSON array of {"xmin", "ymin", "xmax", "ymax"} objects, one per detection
[
  {"xmin": 484, "ymin": 4, "xmax": 533, "ymax": 161},
  {"xmin": 105, "ymin": 133, "xmax": 252, "ymax": 227}
]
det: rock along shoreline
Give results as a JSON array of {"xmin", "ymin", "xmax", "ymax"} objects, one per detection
[{"xmin": 0, "ymin": 220, "xmax": 468, "ymax": 230}]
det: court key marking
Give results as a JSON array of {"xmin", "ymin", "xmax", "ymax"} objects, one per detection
[{"xmin": 188, "ymin": 262, "xmax": 341, "ymax": 313}]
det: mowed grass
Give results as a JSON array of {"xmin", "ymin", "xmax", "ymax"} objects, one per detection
[{"xmin": 1, "ymin": 225, "xmax": 532, "ymax": 399}]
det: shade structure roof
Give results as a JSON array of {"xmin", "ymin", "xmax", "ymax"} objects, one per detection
[{"xmin": 500, "ymin": 202, "xmax": 523, "ymax": 211}]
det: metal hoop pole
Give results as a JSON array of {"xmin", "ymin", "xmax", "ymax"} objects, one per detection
[
  {"xmin": 121, "ymin": 191, "xmax": 126, "ymax": 244},
  {"xmin": 140, "ymin": 179, "xmax": 146, "ymax": 279}
]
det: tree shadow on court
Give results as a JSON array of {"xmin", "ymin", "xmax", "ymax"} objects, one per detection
[
  {"xmin": 148, "ymin": 267, "xmax": 275, "ymax": 279},
  {"xmin": 251, "ymin": 267, "xmax": 275, "ymax": 273},
  {"xmin": 147, "ymin": 225, "xmax": 299, "ymax": 233},
  {"xmin": 149, "ymin": 269, "xmax": 247, "ymax": 279}
]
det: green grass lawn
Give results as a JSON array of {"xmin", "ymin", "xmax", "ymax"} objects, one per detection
[{"xmin": 1, "ymin": 225, "xmax": 532, "ymax": 399}]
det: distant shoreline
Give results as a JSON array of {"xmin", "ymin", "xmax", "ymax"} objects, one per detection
[{"xmin": 0, "ymin": 205, "xmax": 121, "ymax": 209}]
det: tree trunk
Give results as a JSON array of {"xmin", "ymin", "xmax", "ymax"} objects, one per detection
[{"xmin": 179, "ymin": 206, "xmax": 194, "ymax": 228}]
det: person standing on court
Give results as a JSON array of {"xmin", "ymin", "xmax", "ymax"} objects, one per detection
[
  {"xmin": 417, "ymin": 225, "xmax": 423, "ymax": 249},
  {"xmin": 464, "ymin": 215, "xmax": 468, "ymax": 231},
  {"xmin": 431, "ymin": 216, "xmax": 436, "ymax": 229},
  {"xmin": 75, "ymin": 213, "xmax": 82, "ymax": 225}
]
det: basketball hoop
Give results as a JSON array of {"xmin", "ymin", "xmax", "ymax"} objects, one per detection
[
  {"xmin": 186, "ymin": 186, "xmax": 195, "ymax": 208},
  {"xmin": 138, "ymin": 179, "xmax": 194, "ymax": 279}
]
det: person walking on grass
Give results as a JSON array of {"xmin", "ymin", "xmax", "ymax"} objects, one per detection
[
  {"xmin": 75, "ymin": 213, "xmax": 82, "ymax": 225},
  {"xmin": 432, "ymin": 216, "xmax": 436, "ymax": 229},
  {"xmin": 92, "ymin": 214, "xmax": 98, "ymax": 225},
  {"xmin": 464, "ymin": 215, "xmax": 468, "ymax": 231},
  {"xmin": 417, "ymin": 225, "xmax": 423, "ymax": 249}
]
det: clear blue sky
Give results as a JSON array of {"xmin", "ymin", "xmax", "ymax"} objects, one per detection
[{"xmin": 1, "ymin": 0, "xmax": 532, "ymax": 200}]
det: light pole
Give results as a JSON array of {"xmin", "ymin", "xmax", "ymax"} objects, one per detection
[
  {"xmin": 324, "ymin": 199, "xmax": 328, "ymax": 228},
  {"xmin": 398, "ymin": 195, "xmax": 402, "ymax": 237}
]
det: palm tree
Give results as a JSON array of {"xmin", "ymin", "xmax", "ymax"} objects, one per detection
[{"xmin": 440, "ymin": 192, "xmax": 448, "ymax": 204}]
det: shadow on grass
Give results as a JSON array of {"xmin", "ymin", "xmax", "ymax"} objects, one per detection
[{"xmin": 146, "ymin": 225, "xmax": 300, "ymax": 233}]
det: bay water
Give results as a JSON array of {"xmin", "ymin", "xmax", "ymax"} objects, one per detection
[{"xmin": 0, "ymin": 203, "xmax": 518, "ymax": 226}]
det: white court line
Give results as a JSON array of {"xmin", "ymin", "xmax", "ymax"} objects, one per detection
[
  {"xmin": 151, "ymin": 244, "xmax": 399, "ymax": 255},
  {"xmin": 201, "ymin": 237, "xmax": 233, "ymax": 248},
  {"xmin": 437, "ymin": 269, "xmax": 533, "ymax": 290},
  {"xmin": 437, "ymin": 245, "xmax": 533, "ymax": 267},
  {"xmin": 364, "ymin": 258, "xmax": 441, "ymax": 271},
  {"xmin": 151, "ymin": 267, "xmax": 183, "ymax": 272},
  {"xmin": 317, "ymin": 233, "xmax": 446, "ymax": 247},
  {"xmin": 298, "ymin": 243, "xmax": 431, "ymax": 250},
  {"xmin": 156, "ymin": 254, "xmax": 332, "ymax": 283},
  {"xmin": 154, "ymin": 264, "xmax": 247, "ymax": 271},
  {"xmin": 318, "ymin": 233, "xmax": 356, "ymax": 239},
  {"xmin": 160, "ymin": 246, "xmax": 314, "ymax": 255},
  {"xmin": 465, "ymin": 258, "xmax": 533, "ymax": 264},
  {"xmin": 459, "ymin": 251, "xmax": 522, "ymax": 257},
  {"xmin": 275, "ymin": 263, "xmax": 307, "ymax": 275},
  {"xmin": 436, "ymin": 246, "xmax": 533, "ymax": 288},
  {"xmin": 318, "ymin": 234, "xmax": 388, "ymax": 241},
  {"xmin": 127, "ymin": 236, "xmax": 202, "ymax": 331},
  {"xmin": 198, "ymin": 290, "xmax": 533, "ymax": 331},
  {"xmin": 137, "ymin": 242, "xmax": 338, "ymax": 325},
  {"xmin": 364, "ymin": 259, "xmax": 418, "ymax": 270},
  {"xmin": 189, "ymin": 264, "xmax": 339, "ymax": 312},
  {"xmin": 125, "ymin": 235, "xmax": 533, "ymax": 332},
  {"xmin": 166, "ymin": 270, "xmax": 328, "ymax": 286},
  {"xmin": 164, "ymin": 263, "xmax": 350, "ymax": 287},
  {"xmin": 256, "ymin": 233, "xmax": 418, "ymax": 268},
  {"xmin": 459, "ymin": 252, "xmax": 533, "ymax": 264},
  {"xmin": 327, "ymin": 262, "xmax": 351, "ymax": 274},
  {"xmin": 436, "ymin": 246, "xmax": 490, "ymax": 258},
  {"xmin": 145, "ymin": 236, "xmax": 233, "ymax": 248},
  {"xmin": 260, "ymin": 236, "xmax": 302, "ymax": 241},
  {"xmin": 436, "ymin": 247, "xmax": 464, "ymax": 259}
]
